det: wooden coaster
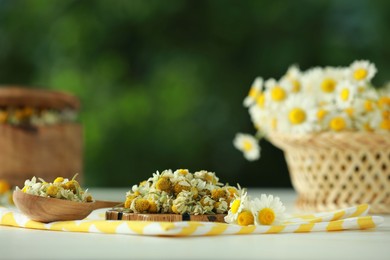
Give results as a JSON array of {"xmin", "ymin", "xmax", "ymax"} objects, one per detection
[{"xmin": 106, "ymin": 209, "xmax": 226, "ymax": 223}]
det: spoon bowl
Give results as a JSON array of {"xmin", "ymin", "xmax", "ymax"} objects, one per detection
[{"xmin": 13, "ymin": 189, "xmax": 122, "ymax": 223}]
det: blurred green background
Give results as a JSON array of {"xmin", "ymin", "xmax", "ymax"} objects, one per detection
[{"xmin": 0, "ymin": 0, "xmax": 389, "ymax": 188}]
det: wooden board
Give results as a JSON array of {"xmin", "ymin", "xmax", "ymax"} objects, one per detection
[{"xmin": 106, "ymin": 209, "xmax": 226, "ymax": 223}]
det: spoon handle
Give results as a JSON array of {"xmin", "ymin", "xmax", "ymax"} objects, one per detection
[{"xmin": 92, "ymin": 200, "xmax": 122, "ymax": 210}]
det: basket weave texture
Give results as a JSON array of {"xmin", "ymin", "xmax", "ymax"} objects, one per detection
[{"xmin": 268, "ymin": 132, "xmax": 390, "ymax": 214}]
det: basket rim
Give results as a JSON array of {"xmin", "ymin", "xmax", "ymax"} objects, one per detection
[{"xmin": 267, "ymin": 131, "xmax": 390, "ymax": 150}]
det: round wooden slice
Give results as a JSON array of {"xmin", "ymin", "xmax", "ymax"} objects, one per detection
[
  {"xmin": 106, "ymin": 209, "xmax": 226, "ymax": 223},
  {"xmin": 0, "ymin": 86, "xmax": 80, "ymax": 110}
]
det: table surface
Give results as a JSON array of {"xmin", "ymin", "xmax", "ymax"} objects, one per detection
[{"xmin": 1, "ymin": 188, "xmax": 389, "ymax": 260}]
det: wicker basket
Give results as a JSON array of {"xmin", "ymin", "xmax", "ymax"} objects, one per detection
[
  {"xmin": 0, "ymin": 87, "xmax": 83, "ymax": 188},
  {"xmin": 268, "ymin": 132, "xmax": 390, "ymax": 214}
]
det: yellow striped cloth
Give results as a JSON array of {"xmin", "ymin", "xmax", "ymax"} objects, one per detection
[{"xmin": 0, "ymin": 204, "xmax": 383, "ymax": 236}]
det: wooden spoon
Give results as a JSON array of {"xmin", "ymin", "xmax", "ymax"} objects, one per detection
[{"xmin": 13, "ymin": 189, "xmax": 122, "ymax": 223}]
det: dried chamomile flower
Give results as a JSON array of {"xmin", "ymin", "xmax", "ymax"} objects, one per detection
[
  {"xmin": 172, "ymin": 191, "xmax": 194, "ymax": 214},
  {"xmin": 123, "ymin": 169, "xmax": 240, "ymax": 215},
  {"xmin": 18, "ymin": 174, "xmax": 93, "ymax": 203},
  {"xmin": 211, "ymin": 188, "xmax": 227, "ymax": 201},
  {"xmin": 131, "ymin": 198, "xmax": 150, "ymax": 213},
  {"xmin": 172, "ymin": 180, "xmax": 191, "ymax": 195},
  {"xmin": 214, "ymin": 200, "xmax": 228, "ymax": 214}
]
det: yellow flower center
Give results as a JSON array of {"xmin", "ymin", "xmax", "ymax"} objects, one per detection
[
  {"xmin": 340, "ymin": 89, "xmax": 350, "ymax": 101},
  {"xmin": 364, "ymin": 100, "xmax": 374, "ymax": 112},
  {"xmin": 321, "ymin": 78, "xmax": 336, "ymax": 93},
  {"xmin": 256, "ymin": 93, "xmax": 266, "ymax": 108},
  {"xmin": 329, "ymin": 117, "xmax": 346, "ymax": 131},
  {"xmin": 237, "ymin": 211, "xmax": 254, "ymax": 226},
  {"xmin": 258, "ymin": 208, "xmax": 275, "ymax": 225},
  {"xmin": 380, "ymin": 119, "xmax": 390, "ymax": 130},
  {"xmin": 230, "ymin": 199, "xmax": 241, "ymax": 214},
  {"xmin": 134, "ymin": 198, "xmax": 150, "ymax": 212},
  {"xmin": 177, "ymin": 169, "xmax": 188, "ymax": 175},
  {"xmin": 148, "ymin": 201, "xmax": 158, "ymax": 213},
  {"xmin": 271, "ymin": 86, "xmax": 286, "ymax": 102},
  {"xmin": 288, "ymin": 108, "xmax": 306, "ymax": 125},
  {"xmin": 53, "ymin": 177, "xmax": 64, "ymax": 183},
  {"xmin": 353, "ymin": 68, "xmax": 368, "ymax": 80},
  {"xmin": 316, "ymin": 109, "xmax": 328, "ymax": 121},
  {"xmin": 46, "ymin": 185, "xmax": 59, "ymax": 197},
  {"xmin": 156, "ymin": 177, "xmax": 171, "ymax": 192},
  {"xmin": 242, "ymin": 140, "xmax": 253, "ymax": 152}
]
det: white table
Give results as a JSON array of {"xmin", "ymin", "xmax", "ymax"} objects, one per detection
[{"xmin": 1, "ymin": 188, "xmax": 389, "ymax": 260}]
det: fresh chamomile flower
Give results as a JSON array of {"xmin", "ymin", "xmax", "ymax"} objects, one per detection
[
  {"xmin": 312, "ymin": 67, "xmax": 345, "ymax": 102},
  {"xmin": 248, "ymin": 105, "xmax": 268, "ymax": 133},
  {"xmin": 244, "ymin": 77, "xmax": 264, "ymax": 107},
  {"xmin": 278, "ymin": 95, "xmax": 318, "ymax": 134},
  {"xmin": 236, "ymin": 210, "xmax": 255, "ymax": 226},
  {"xmin": 281, "ymin": 65, "xmax": 302, "ymax": 93},
  {"xmin": 224, "ymin": 187, "xmax": 249, "ymax": 224},
  {"xmin": 233, "ymin": 133, "xmax": 260, "ymax": 161},
  {"xmin": 378, "ymin": 95, "xmax": 390, "ymax": 110},
  {"xmin": 313, "ymin": 102, "xmax": 338, "ymax": 130},
  {"xmin": 300, "ymin": 66, "xmax": 322, "ymax": 94},
  {"xmin": 264, "ymin": 78, "xmax": 289, "ymax": 107},
  {"xmin": 349, "ymin": 60, "xmax": 377, "ymax": 83},
  {"xmin": 251, "ymin": 194, "xmax": 286, "ymax": 225},
  {"xmin": 378, "ymin": 109, "xmax": 390, "ymax": 132},
  {"xmin": 324, "ymin": 111, "xmax": 353, "ymax": 132},
  {"xmin": 335, "ymin": 80, "xmax": 358, "ymax": 109},
  {"xmin": 354, "ymin": 108, "xmax": 382, "ymax": 132}
]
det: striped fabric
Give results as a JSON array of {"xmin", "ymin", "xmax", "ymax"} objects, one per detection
[{"xmin": 0, "ymin": 204, "xmax": 383, "ymax": 236}]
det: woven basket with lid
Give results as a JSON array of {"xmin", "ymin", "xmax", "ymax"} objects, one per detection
[
  {"xmin": 0, "ymin": 87, "xmax": 83, "ymax": 187},
  {"xmin": 268, "ymin": 132, "xmax": 390, "ymax": 214}
]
